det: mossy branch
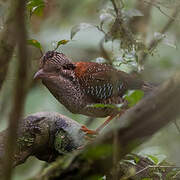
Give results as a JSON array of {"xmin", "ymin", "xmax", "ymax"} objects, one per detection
[{"xmin": 0, "ymin": 112, "xmax": 85, "ymax": 175}]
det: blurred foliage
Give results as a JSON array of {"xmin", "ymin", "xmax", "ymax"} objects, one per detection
[
  {"xmin": 83, "ymin": 144, "xmax": 112, "ymax": 161},
  {"xmin": 119, "ymin": 153, "xmax": 180, "ymax": 179},
  {"xmin": 27, "ymin": 39, "xmax": 43, "ymax": 54},
  {"xmin": 27, "ymin": 0, "xmax": 45, "ymax": 16},
  {"xmin": 0, "ymin": 0, "xmax": 180, "ymax": 179},
  {"xmin": 124, "ymin": 90, "xmax": 144, "ymax": 107}
]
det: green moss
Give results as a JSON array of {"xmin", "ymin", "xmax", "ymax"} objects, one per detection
[
  {"xmin": 17, "ymin": 135, "xmax": 34, "ymax": 150},
  {"xmin": 83, "ymin": 144, "xmax": 112, "ymax": 160},
  {"xmin": 54, "ymin": 130, "xmax": 72, "ymax": 154}
]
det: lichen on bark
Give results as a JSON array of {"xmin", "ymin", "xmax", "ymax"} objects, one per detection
[{"xmin": 0, "ymin": 112, "xmax": 86, "ymax": 174}]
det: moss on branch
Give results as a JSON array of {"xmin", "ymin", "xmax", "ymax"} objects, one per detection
[{"xmin": 0, "ymin": 112, "xmax": 86, "ymax": 175}]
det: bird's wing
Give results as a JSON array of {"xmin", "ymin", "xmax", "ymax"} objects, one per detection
[{"xmin": 74, "ymin": 63, "xmax": 127, "ymax": 101}]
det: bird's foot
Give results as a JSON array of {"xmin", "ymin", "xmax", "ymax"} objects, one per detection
[
  {"xmin": 77, "ymin": 126, "xmax": 98, "ymax": 150},
  {"xmin": 80, "ymin": 125, "xmax": 98, "ymax": 135},
  {"xmin": 81, "ymin": 125, "xmax": 98, "ymax": 143}
]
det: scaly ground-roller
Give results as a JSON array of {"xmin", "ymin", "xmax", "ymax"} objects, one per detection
[{"xmin": 34, "ymin": 51, "xmax": 152, "ymax": 134}]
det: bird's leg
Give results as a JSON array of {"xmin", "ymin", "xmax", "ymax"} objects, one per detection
[
  {"xmin": 80, "ymin": 109, "xmax": 125, "ymax": 138},
  {"xmin": 95, "ymin": 110, "xmax": 126, "ymax": 133},
  {"xmin": 80, "ymin": 125, "xmax": 98, "ymax": 146},
  {"xmin": 95, "ymin": 115, "xmax": 117, "ymax": 133}
]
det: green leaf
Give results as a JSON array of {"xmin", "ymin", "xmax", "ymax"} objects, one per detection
[
  {"xmin": 98, "ymin": 175, "xmax": 106, "ymax": 180},
  {"xmin": 142, "ymin": 178, "xmax": 153, "ymax": 180},
  {"xmin": 70, "ymin": 23, "xmax": 94, "ymax": 39},
  {"xmin": 126, "ymin": 154, "xmax": 140, "ymax": 164},
  {"xmin": 138, "ymin": 147, "xmax": 167, "ymax": 165},
  {"xmin": 27, "ymin": 39, "xmax": 43, "ymax": 52},
  {"xmin": 147, "ymin": 155, "xmax": 159, "ymax": 164},
  {"xmin": 88, "ymin": 103, "xmax": 115, "ymax": 109},
  {"xmin": 133, "ymin": 155, "xmax": 140, "ymax": 163},
  {"xmin": 124, "ymin": 90, "xmax": 144, "ymax": 107},
  {"xmin": 87, "ymin": 103, "xmax": 123, "ymax": 111},
  {"xmin": 32, "ymin": 5, "xmax": 44, "ymax": 16},
  {"xmin": 122, "ymin": 159, "xmax": 137, "ymax": 165},
  {"xmin": 55, "ymin": 40, "xmax": 69, "ymax": 50},
  {"xmin": 27, "ymin": 0, "xmax": 45, "ymax": 16},
  {"xmin": 83, "ymin": 144, "xmax": 112, "ymax": 160},
  {"xmin": 87, "ymin": 175, "xmax": 105, "ymax": 180}
]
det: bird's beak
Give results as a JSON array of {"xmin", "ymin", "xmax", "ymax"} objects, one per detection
[{"xmin": 34, "ymin": 69, "xmax": 45, "ymax": 80}]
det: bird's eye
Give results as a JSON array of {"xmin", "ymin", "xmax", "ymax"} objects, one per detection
[
  {"xmin": 55, "ymin": 67, "xmax": 60, "ymax": 73},
  {"xmin": 63, "ymin": 63, "xmax": 76, "ymax": 70}
]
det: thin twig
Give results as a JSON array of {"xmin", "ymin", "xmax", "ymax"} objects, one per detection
[
  {"xmin": 121, "ymin": 164, "xmax": 180, "ymax": 179},
  {"xmin": 135, "ymin": 165, "xmax": 180, "ymax": 177},
  {"xmin": 110, "ymin": 0, "xmax": 119, "ymax": 16},
  {"xmin": 140, "ymin": 3, "xmax": 180, "ymax": 64},
  {"xmin": 143, "ymin": 0, "xmax": 179, "ymax": 21},
  {"xmin": 2, "ymin": 0, "xmax": 28, "ymax": 179}
]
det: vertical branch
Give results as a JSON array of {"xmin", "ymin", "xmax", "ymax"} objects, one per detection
[
  {"xmin": 110, "ymin": 0, "xmax": 119, "ymax": 16},
  {"xmin": 2, "ymin": 0, "xmax": 28, "ymax": 179},
  {"xmin": 0, "ymin": 2, "xmax": 17, "ymax": 90}
]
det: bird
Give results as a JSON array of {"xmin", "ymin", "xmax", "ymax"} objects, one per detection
[{"xmin": 34, "ymin": 51, "xmax": 153, "ymax": 134}]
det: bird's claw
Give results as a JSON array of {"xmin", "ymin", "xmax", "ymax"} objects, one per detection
[
  {"xmin": 80, "ymin": 125, "xmax": 98, "ymax": 135},
  {"xmin": 80, "ymin": 125, "xmax": 98, "ymax": 147},
  {"xmin": 77, "ymin": 135, "xmax": 97, "ymax": 150}
]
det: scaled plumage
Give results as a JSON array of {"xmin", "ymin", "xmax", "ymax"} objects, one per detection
[{"xmin": 34, "ymin": 51, "xmax": 151, "ymax": 119}]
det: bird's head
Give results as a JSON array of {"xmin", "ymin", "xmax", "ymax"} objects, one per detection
[{"xmin": 34, "ymin": 51, "xmax": 76, "ymax": 81}]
